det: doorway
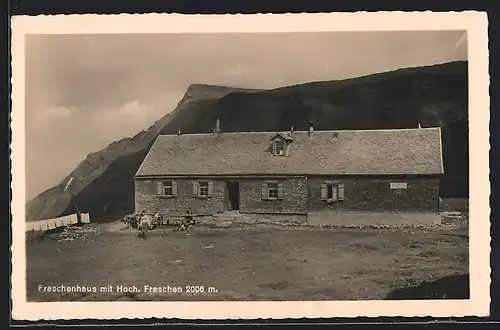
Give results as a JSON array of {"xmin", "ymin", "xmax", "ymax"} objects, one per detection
[{"xmin": 226, "ymin": 181, "xmax": 240, "ymax": 211}]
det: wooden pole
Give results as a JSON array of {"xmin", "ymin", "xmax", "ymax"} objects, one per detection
[
  {"xmin": 70, "ymin": 194, "xmax": 82, "ymax": 224},
  {"xmin": 64, "ymin": 177, "xmax": 81, "ymax": 224}
]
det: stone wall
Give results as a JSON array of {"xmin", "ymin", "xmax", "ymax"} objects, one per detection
[
  {"xmin": 307, "ymin": 177, "xmax": 440, "ymax": 213},
  {"xmin": 239, "ymin": 177, "xmax": 308, "ymax": 214},
  {"xmin": 135, "ymin": 176, "xmax": 440, "ymax": 221},
  {"xmin": 134, "ymin": 179, "xmax": 225, "ymax": 215}
]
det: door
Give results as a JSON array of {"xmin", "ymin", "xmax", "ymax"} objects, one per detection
[{"xmin": 226, "ymin": 181, "xmax": 240, "ymax": 211}]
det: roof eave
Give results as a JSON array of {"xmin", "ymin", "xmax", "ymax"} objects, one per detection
[
  {"xmin": 438, "ymin": 126, "xmax": 445, "ymax": 174},
  {"xmin": 135, "ymin": 172, "xmax": 445, "ymax": 178}
]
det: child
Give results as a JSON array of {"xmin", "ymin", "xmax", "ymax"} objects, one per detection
[{"xmin": 177, "ymin": 208, "xmax": 194, "ymax": 231}]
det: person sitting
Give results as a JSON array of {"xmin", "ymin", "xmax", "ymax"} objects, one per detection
[
  {"xmin": 177, "ymin": 208, "xmax": 194, "ymax": 231},
  {"xmin": 185, "ymin": 208, "xmax": 194, "ymax": 230}
]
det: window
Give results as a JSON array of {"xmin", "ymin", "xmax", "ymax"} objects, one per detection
[
  {"xmin": 321, "ymin": 182, "xmax": 344, "ymax": 203},
  {"xmin": 270, "ymin": 132, "xmax": 293, "ymax": 156},
  {"xmin": 262, "ymin": 182, "xmax": 284, "ymax": 200},
  {"xmin": 157, "ymin": 180, "xmax": 177, "ymax": 197},
  {"xmin": 193, "ymin": 180, "xmax": 214, "ymax": 198},
  {"xmin": 199, "ymin": 181, "xmax": 209, "ymax": 197},
  {"xmin": 163, "ymin": 181, "xmax": 173, "ymax": 196},
  {"xmin": 274, "ymin": 140, "xmax": 285, "ymax": 156},
  {"xmin": 327, "ymin": 184, "xmax": 335, "ymax": 199},
  {"xmin": 268, "ymin": 183, "xmax": 278, "ymax": 199}
]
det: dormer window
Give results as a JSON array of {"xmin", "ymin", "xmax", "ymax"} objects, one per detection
[
  {"xmin": 270, "ymin": 132, "xmax": 293, "ymax": 156},
  {"xmin": 274, "ymin": 140, "xmax": 285, "ymax": 156}
]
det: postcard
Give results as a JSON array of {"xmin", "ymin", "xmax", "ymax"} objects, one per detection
[{"xmin": 10, "ymin": 12, "xmax": 490, "ymax": 320}]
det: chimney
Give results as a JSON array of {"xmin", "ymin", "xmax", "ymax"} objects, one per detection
[
  {"xmin": 177, "ymin": 130, "xmax": 181, "ymax": 135},
  {"xmin": 290, "ymin": 125, "xmax": 294, "ymax": 133},
  {"xmin": 214, "ymin": 118, "xmax": 221, "ymax": 135},
  {"xmin": 308, "ymin": 121, "xmax": 314, "ymax": 138},
  {"xmin": 418, "ymin": 123, "xmax": 422, "ymax": 129}
]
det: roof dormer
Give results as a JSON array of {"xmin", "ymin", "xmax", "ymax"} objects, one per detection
[{"xmin": 270, "ymin": 131, "xmax": 294, "ymax": 156}]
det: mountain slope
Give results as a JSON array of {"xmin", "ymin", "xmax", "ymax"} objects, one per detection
[
  {"xmin": 26, "ymin": 61, "xmax": 468, "ymax": 222},
  {"xmin": 26, "ymin": 85, "xmax": 260, "ymax": 222}
]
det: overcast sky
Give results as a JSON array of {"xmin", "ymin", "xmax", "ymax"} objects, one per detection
[{"xmin": 25, "ymin": 31, "xmax": 468, "ymax": 200}]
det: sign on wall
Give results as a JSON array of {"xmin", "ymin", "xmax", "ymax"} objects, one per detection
[{"xmin": 390, "ymin": 182, "xmax": 408, "ymax": 189}]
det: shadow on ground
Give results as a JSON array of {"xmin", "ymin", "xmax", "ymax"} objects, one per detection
[{"xmin": 384, "ymin": 274, "xmax": 469, "ymax": 300}]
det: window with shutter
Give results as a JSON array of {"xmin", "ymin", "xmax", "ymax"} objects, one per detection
[
  {"xmin": 171, "ymin": 181, "xmax": 178, "ymax": 196},
  {"xmin": 277, "ymin": 183, "xmax": 284, "ymax": 199},
  {"xmin": 198, "ymin": 181, "xmax": 209, "ymax": 197},
  {"xmin": 157, "ymin": 181, "xmax": 163, "ymax": 195},
  {"xmin": 192, "ymin": 181, "xmax": 199, "ymax": 197},
  {"xmin": 163, "ymin": 181, "xmax": 173, "ymax": 196},
  {"xmin": 261, "ymin": 183, "xmax": 269, "ymax": 200},
  {"xmin": 207, "ymin": 181, "xmax": 214, "ymax": 197},
  {"xmin": 338, "ymin": 183, "xmax": 345, "ymax": 201},
  {"xmin": 157, "ymin": 181, "xmax": 177, "ymax": 198},
  {"xmin": 320, "ymin": 184, "xmax": 327, "ymax": 200},
  {"xmin": 268, "ymin": 183, "xmax": 278, "ymax": 199},
  {"xmin": 331, "ymin": 185, "xmax": 337, "ymax": 201},
  {"xmin": 323, "ymin": 182, "xmax": 345, "ymax": 203},
  {"xmin": 326, "ymin": 183, "xmax": 336, "ymax": 202},
  {"xmin": 327, "ymin": 184, "xmax": 333, "ymax": 199}
]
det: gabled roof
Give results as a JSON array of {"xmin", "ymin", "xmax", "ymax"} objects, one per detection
[
  {"xmin": 270, "ymin": 132, "xmax": 294, "ymax": 141},
  {"xmin": 135, "ymin": 128, "xmax": 444, "ymax": 177}
]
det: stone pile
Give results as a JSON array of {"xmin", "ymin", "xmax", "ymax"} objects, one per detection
[{"xmin": 54, "ymin": 224, "xmax": 99, "ymax": 242}]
